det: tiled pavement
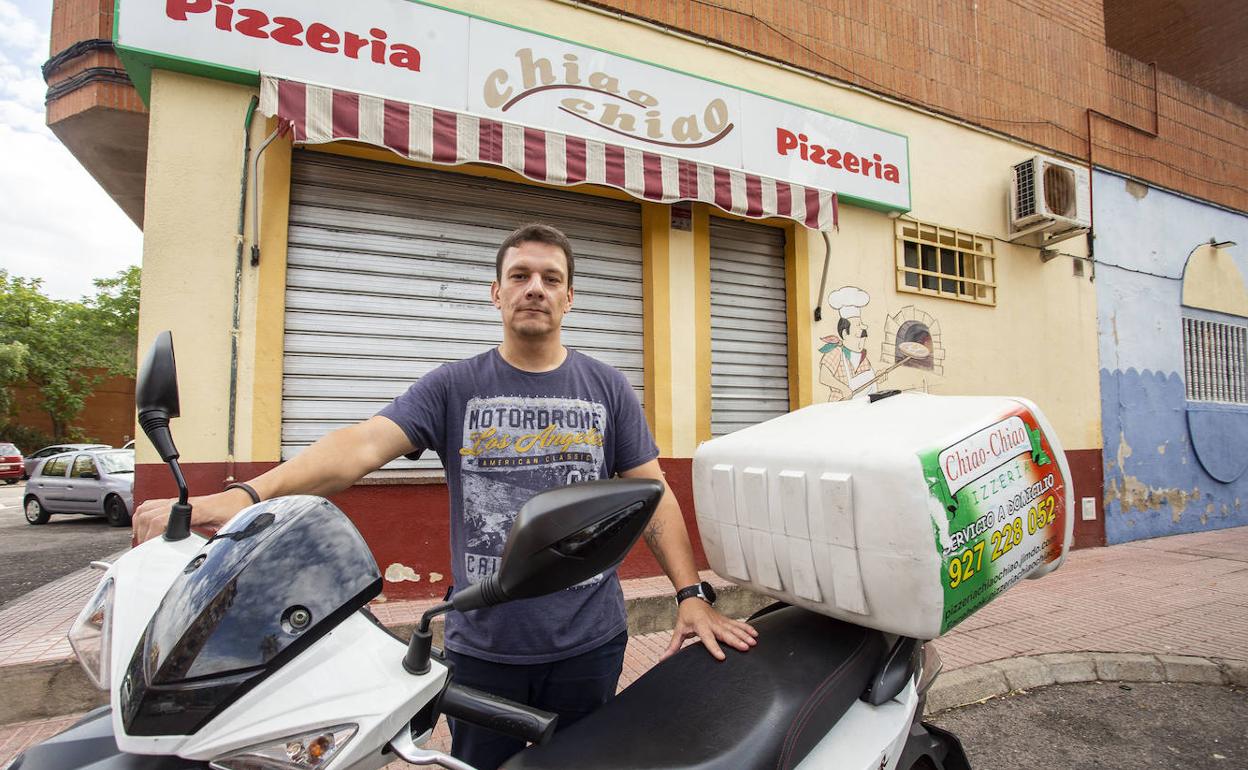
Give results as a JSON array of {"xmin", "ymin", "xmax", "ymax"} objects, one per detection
[
  {"xmin": 0, "ymin": 550, "xmax": 125, "ymax": 669},
  {"xmin": 3, "ymin": 527, "xmax": 1247, "ymax": 768},
  {"xmin": 934, "ymin": 525, "xmax": 1248, "ymax": 668}
]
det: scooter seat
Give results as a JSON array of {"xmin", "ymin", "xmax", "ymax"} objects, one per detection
[{"xmin": 504, "ymin": 605, "xmax": 891, "ymax": 770}]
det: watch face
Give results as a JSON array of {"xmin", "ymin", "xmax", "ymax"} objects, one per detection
[{"xmin": 700, "ymin": 582, "xmax": 717, "ymax": 604}]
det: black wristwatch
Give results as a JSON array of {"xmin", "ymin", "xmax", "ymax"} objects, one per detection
[{"xmin": 676, "ymin": 581, "xmax": 717, "ymax": 606}]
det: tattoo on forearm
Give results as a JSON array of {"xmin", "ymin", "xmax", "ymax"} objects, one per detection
[
  {"xmin": 644, "ymin": 518, "xmax": 665, "ymax": 546},
  {"xmin": 643, "ymin": 518, "xmax": 670, "ymax": 574}
]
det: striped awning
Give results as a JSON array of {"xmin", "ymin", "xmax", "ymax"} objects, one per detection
[{"xmin": 259, "ymin": 76, "xmax": 838, "ymax": 231}]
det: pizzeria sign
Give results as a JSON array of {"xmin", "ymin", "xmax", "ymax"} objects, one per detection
[{"xmin": 117, "ymin": 0, "xmax": 911, "ymax": 211}]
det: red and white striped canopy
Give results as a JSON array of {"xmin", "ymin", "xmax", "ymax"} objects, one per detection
[{"xmin": 259, "ymin": 76, "xmax": 838, "ymax": 231}]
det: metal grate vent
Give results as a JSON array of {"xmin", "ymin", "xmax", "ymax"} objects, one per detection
[
  {"xmin": 1183, "ymin": 316, "xmax": 1248, "ymax": 403},
  {"xmin": 1013, "ymin": 160, "xmax": 1037, "ymax": 220}
]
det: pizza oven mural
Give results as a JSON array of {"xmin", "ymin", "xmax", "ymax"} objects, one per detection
[{"xmin": 880, "ymin": 306, "xmax": 944, "ymax": 376}]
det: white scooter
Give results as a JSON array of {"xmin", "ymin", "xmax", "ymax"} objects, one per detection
[{"xmin": 13, "ymin": 332, "xmax": 970, "ymax": 770}]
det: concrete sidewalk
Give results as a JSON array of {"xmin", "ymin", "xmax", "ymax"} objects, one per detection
[{"xmin": 3, "ymin": 526, "xmax": 1246, "ymax": 767}]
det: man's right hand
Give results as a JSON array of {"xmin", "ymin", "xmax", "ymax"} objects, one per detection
[{"xmin": 132, "ymin": 486, "xmax": 256, "ymax": 544}]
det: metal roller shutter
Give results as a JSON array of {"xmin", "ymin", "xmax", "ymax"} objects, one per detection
[
  {"xmin": 709, "ymin": 218, "xmax": 790, "ymax": 436},
  {"xmin": 282, "ymin": 151, "xmax": 645, "ymax": 470}
]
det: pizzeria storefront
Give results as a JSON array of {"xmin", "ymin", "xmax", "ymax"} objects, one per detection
[{"xmin": 121, "ymin": 0, "xmax": 1104, "ymax": 599}]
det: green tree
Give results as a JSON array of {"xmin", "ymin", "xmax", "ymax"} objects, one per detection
[
  {"xmin": 0, "ymin": 267, "xmax": 140, "ymax": 440},
  {"xmin": 0, "ymin": 340, "xmax": 29, "ymax": 419},
  {"xmin": 83, "ymin": 265, "xmax": 141, "ymax": 372}
]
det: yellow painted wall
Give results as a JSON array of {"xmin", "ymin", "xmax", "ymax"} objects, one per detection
[
  {"xmin": 1183, "ymin": 245, "xmax": 1248, "ymax": 316},
  {"xmin": 249, "ymin": 128, "xmax": 293, "ymax": 463},
  {"xmin": 665, "ymin": 216, "xmax": 700, "ymax": 457},
  {"xmin": 136, "ymin": 71, "xmax": 266, "ymax": 464},
  {"xmin": 802, "ymin": 206, "xmax": 1100, "ymax": 450},
  {"xmin": 641, "ymin": 204, "xmax": 673, "ymax": 453}
]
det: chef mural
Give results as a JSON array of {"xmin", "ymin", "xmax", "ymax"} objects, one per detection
[{"xmin": 819, "ymin": 286, "xmax": 878, "ymax": 401}]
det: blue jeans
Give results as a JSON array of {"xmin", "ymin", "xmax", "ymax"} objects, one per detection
[{"xmin": 446, "ymin": 631, "xmax": 628, "ymax": 770}]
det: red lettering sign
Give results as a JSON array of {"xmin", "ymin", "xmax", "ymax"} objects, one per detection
[
  {"xmin": 775, "ymin": 127, "xmax": 900, "ymax": 184},
  {"xmin": 165, "ymin": 0, "xmax": 422, "ymax": 71}
]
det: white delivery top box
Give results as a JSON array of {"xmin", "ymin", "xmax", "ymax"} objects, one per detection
[{"xmin": 692, "ymin": 393, "xmax": 1074, "ymax": 640}]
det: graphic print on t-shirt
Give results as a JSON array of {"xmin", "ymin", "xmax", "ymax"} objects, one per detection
[{"xmin": 458, "ymin": 395, "xmax": 607, "ymax": 585}]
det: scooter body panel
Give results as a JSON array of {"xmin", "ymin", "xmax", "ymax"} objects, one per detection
[
  {"xmin": 9, "ymin": 707, "xmax": 209, "ymax": 770},
  {"xmin": 104, "ymin": 533, "xmax": 208, "ymax": 755},
  {"xmin": 96, "ymin": 530, "xmax": 447, "ymax": 766},
  {"xmin": 795, "ymin": 681, "xmax": 919, "ymax": 770},
  {"xmin": 176, "ymin": 611, "xmax": 447, "ymax": 766}
]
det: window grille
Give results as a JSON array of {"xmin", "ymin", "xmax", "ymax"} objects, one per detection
[
  {"xmin": 1183, "ymin": 316, "xmax": 1248, "ymax": 403},
  {"xmin": 896, "ymin": 220, "xmax": 996, "ymax": 306}
]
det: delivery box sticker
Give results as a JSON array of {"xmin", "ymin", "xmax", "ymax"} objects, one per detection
[{"xmin": 920, "ymin": 406, "xmax": 1066, "ymax": 634}]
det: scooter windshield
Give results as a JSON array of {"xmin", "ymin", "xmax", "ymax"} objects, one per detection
[{"xmin": 121, "ymin": 495, "xmax": 382, "ymax": 736}]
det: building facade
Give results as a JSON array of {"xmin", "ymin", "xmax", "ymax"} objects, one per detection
[
  {"xmin": 1094, "ymin": 171, "xmax": 1248, "ymax": 542},
  {"xmin": 46, "ymin": 0, "xmax": 1246, "ymax": 598}
]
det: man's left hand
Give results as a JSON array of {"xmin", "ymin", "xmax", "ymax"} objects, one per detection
[{"xmin": 662, "ymin": 599, "xmax": 758, "ymax": 661}]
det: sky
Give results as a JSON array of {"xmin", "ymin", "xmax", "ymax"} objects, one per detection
[{"xmin": 1, "ymin": 0, "xmax": 143, "ymax": 302}]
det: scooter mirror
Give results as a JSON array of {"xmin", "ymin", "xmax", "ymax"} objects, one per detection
[
  {"xmin": 453, "ymin": 478, "xmax": 663, "ymax": 612},
  {"xmin": 136, "ymin": 331, "xmax": 181, "ymax": 464},
  {"xmin": 136, "ymin": 332, "xmax": 193, "ymax": 540}
]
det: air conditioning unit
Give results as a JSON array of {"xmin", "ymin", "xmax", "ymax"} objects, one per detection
[{"xmin": 1008, "ymin": 156, "xmax": 1090, "ymax": 247}]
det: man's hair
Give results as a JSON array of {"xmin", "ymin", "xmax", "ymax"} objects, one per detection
[
  {"xmin": 837, "ymin": 317, "xmax": 851, "ymax": 338},
  {"xmin": 495, "ymin": 223, "xmax": 575, "ymax": 286}
]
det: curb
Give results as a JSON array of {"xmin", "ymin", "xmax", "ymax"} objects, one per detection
[
  {"xmin": 925, "ymin": 652, "xmax": 1248, "ymax": 714},
  {"xmin": 0, "ymin": 661, "xmax": 107, "ymax": 727}
]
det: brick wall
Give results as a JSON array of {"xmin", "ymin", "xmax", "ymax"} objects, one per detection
[
  {"xmin": 49, "ymin": 0, "xmax": 112, "ymax": 44},
  {"xmin": 585, "ymin": 0, "xmax": 1247, "ymax": 213},
  {"xmin": 46, "ymin": 0, "xmax": 146, "ymax": 125},
  {"xmin": 11, "ymin": 371, "xmax": 136, "ymax": 448},
  {"xmin": 1104, "ymin": 0, "xmax": 1247, "ymax": 109}
]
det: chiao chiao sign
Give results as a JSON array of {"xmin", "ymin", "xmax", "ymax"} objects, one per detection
[
  {"xmin": 920, "ymin": 407, "xmax": 1068, "ymax": 633},
  {"xmin": 466, "ymin": 21, "xmax": 743, "ymax": 170},
  {"xmin": 117, "ymin": 0, "xmax": 910, "ymax": 210}
]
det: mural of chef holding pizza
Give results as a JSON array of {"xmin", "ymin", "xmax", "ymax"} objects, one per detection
[{"xmin": 819, "ymin": 286, "xmax": 880, "ymax": 401}]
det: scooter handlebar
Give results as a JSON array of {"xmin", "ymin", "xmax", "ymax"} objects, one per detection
[{"xmin": 437, "ymin": 682, "xmax": 559, "ymax": 745}]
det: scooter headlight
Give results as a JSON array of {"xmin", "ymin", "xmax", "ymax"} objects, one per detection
[
  {"xmin": 209, "ymin": 724, "xmax": 358, "ymax": 770},
  {"xmin": 67, "ymin": 577, "xmax": 114, "ymax": 690}
]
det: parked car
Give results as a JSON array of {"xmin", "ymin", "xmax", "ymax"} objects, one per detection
[
  {"xmin": 23, "ymin": 448, "xmax": 135, "ymax": 527},
  {"xmin": 22, "ymin": 443, "xmax": 110, "ymax": 480},
  {"xmin": 0, "ymin": 442, "xmax": 23, "ymax": 484}
]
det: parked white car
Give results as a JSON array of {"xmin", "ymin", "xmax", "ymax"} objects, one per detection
[
  {"xmin": 23, "ymin": 449, "xmax": 135, "ymax": 527},
  {"xmin": 22, "ymin": 443, "xmax": 111, "ymax": 479}
]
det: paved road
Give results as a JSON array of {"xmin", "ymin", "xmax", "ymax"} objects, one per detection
[
  {"xmin": 931, "ymin": 681, "xmax": 1248, "ymax": 769},
  {"xmin": 0, "ymin": 482, "xmax": 132, "ymax": 610}
]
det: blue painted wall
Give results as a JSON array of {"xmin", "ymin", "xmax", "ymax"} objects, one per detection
[{"xmin": 1094, "ymin": 170, "xmax": 1248, "ymax": 543}]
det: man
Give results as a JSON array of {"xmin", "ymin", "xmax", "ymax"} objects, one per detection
[{"xmin": 134, "ymin": 223, "xmax": 757, "ymax": 770}]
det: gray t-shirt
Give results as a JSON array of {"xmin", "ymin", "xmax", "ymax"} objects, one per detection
[{"xmin": 378, "ymin": 347, "xmax": 659, "ymax": 664}]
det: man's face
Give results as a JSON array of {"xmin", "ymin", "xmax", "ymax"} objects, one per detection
[
  {"xmin": 843, "ymin": 317, "xmax": 868, "ymax": 352},
  {"xmin": 491, "ymin": 241, "xmax": 574, "ymax": 339}
]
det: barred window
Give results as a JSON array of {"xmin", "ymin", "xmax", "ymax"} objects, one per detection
[
  {"xmin": 1183, "ymin": 316, "xmax": 1248, "ymax": 403},
  {"xmin": 896, "ymin": 220, "xmax": 996, "ymax": 306}
]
